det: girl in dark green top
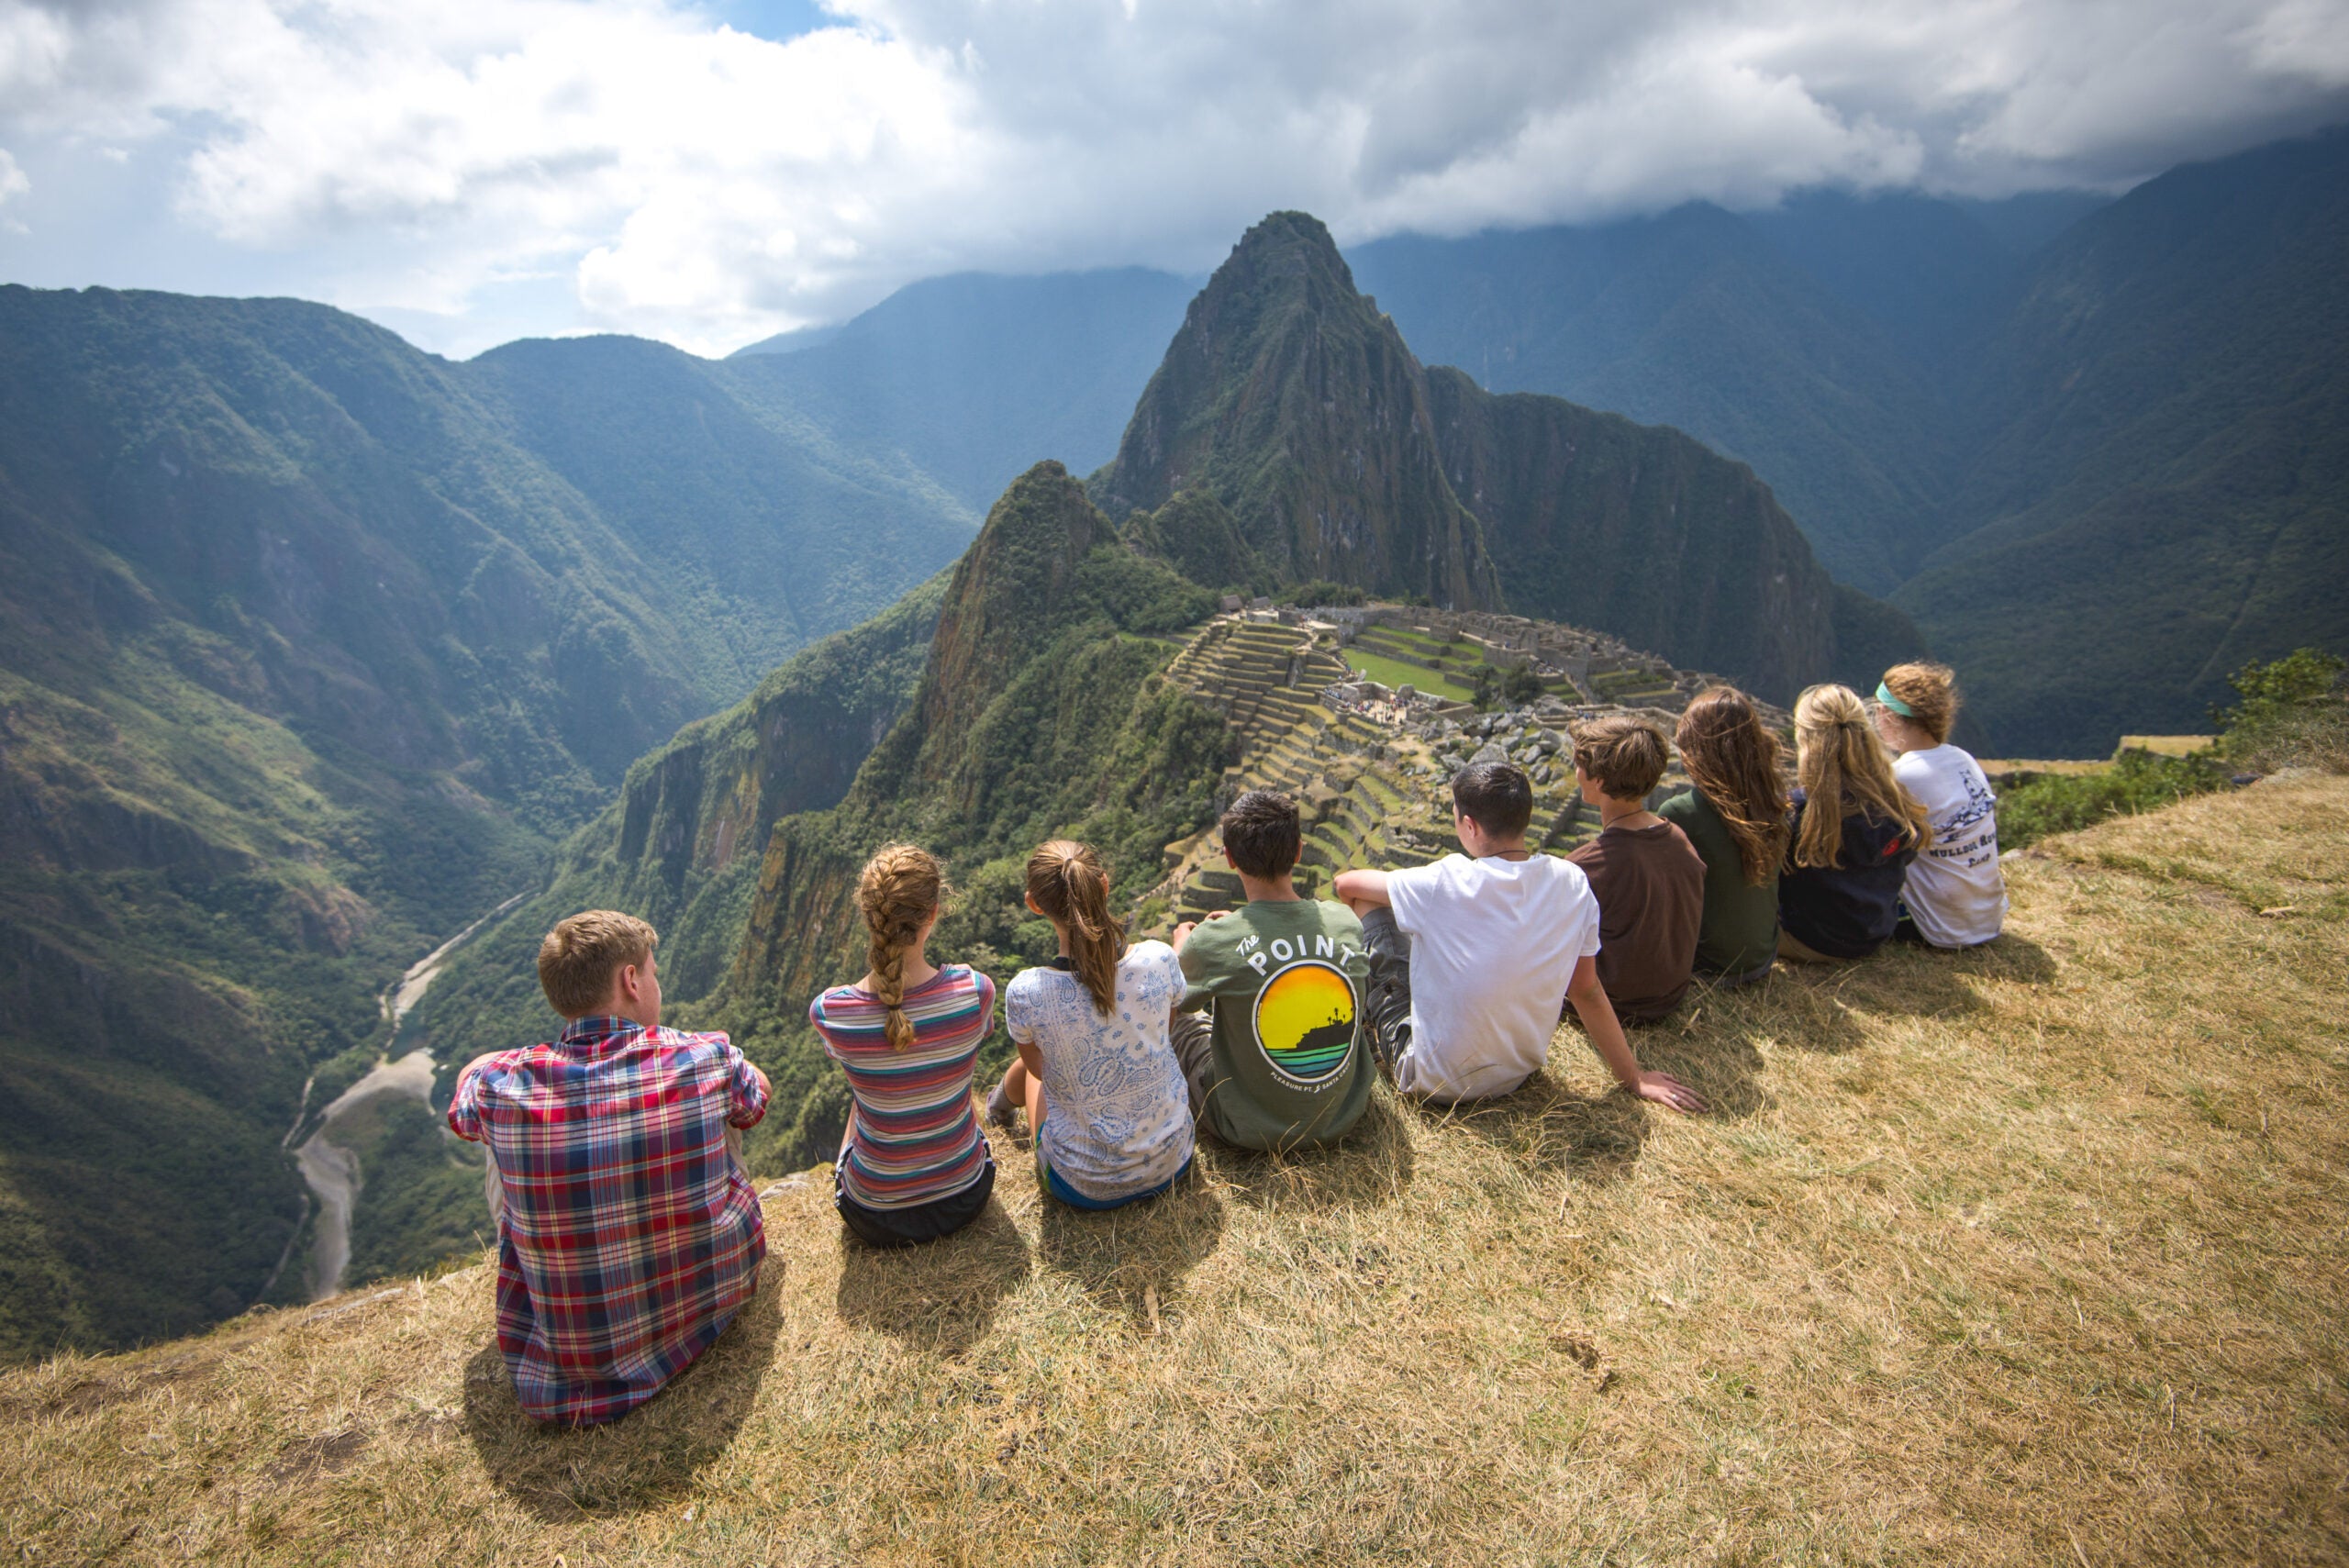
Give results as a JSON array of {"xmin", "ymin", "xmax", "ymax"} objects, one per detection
[{"xmin": 1658, "ymin": 685, "xmax": 1791, "ymax": 983}]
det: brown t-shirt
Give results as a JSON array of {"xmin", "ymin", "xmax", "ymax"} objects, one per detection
[{"xmin": 1566, "ymin": 820, "xmax": 1706, "ymax": 1023}]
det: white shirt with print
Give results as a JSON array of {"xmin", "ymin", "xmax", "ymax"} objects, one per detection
[
  {"xmin": 1893, "ymin": 743, "xmax": 2008, "ymax": 947},
  {"xmin": 1005, "ymin": 940, "xmax": 1193, "ymax": 1201},
  {"xmin": 1384, "ymin": 852, "xmax": 1601, "ymax": 1102}
]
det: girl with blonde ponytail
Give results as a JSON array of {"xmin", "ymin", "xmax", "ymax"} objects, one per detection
[
  {"xmin": 1777, "ymin": 684, "xmax": 1931, "ymax": 962},
  {"xmin": 807, "ymin": 844, "xmax": 998, "ymax": 1248},
  {"xmin": 992, "ymin": 840, "xmax": 1194, "ymax": 1210}
]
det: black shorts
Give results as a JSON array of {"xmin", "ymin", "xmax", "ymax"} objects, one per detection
[{"xmin": 835, "ymin": 1159, "xmax": 996, "ymax": 1249}]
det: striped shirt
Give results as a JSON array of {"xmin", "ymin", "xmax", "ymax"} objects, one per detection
[
  {"xmin": 810, "ymin": 964, "xmax": 996, "ymax": 1210},
  {"xmin": 447, "ymin": 1018, "xmax": 768, "ymax": 1425}
]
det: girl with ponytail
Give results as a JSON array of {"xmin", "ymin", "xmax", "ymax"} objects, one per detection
[
  {"xmin": 992, "ymin": 840, "xmax": 1194, "ymax": 1210},
  {"xmin": 808, "ymin": 844, "xmax": 997, "ymax": 1248},
  {"xmin": 1777, "ymin": 684, "xmax": 1931, "ymax": 962},
  {"xmin": 1659, "ymin": 685, "xmax": 1792, "ymax": 986}
]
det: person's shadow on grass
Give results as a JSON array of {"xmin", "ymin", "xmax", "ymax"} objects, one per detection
[
  {"xmin": 1034, "ymin": 1166, "xmax": 1227, "ymax": 1335},
  {"xmin": 460, "ymin": 1262, "xmax": 785, "ymax": 1520},
  {"xmin": 1411, "ymin": 1070, "xmax": 1654, "ymax": 1178},
  {"xmin": 1213, "ymin": 1090, "xmax": 1418, "ymax": 1215},
  {"xmin": 834, "ymin": 1200, "xmax": 1033, "ymax": 1355}
]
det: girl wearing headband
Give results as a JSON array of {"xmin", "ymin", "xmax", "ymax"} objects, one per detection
[
  {"xmin": 1873, "ymin": 663, "xmax": 2008, "ymax": 947},
  {"xmin": 1779, "ymin": 684, "xmax": 1932, "ymax": 962}
]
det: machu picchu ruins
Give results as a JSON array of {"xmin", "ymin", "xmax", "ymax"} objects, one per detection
[{"xmin": 1135, "ymin": 603, "xmax": 1783, "ymax": 931}]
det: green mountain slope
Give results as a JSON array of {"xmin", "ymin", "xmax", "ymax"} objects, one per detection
[
  {"xmin": 1899, "ymin": 129, "xmax": 2349, "ymax": 755},
  {"xmin": 1349, "ymin": 206, "xmax": 1960, "ymax": 591},
  {"xmin": 730, "ymin": 269, "xmax": 1195, "ymax": 517},
  {"xmin": 0, "ymin": 286, "xmax": 972, "ymax": 1357},
  {"xmin": 1090, "ymin": 214, "xmax": 1505, "ymax": 610},
  {"xmin": 1094, "ymin": 212, "xmax": 1920, "ymax": 698}
]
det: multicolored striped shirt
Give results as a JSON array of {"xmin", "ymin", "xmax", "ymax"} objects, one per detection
[
  {"xmin": 447, "ymin": 1017, "xmax": 768, "ymax": 1426},
  {"xmin": 810, "ymin": 964, "xmax": 996, "ymax": 1210}
]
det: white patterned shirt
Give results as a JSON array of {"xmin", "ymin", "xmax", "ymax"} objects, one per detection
[{"xmin": 1005, "ymin": 940, "xmax": 1193, "ymax": 1200}]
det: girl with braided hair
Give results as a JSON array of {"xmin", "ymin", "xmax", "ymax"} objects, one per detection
[
  {"xmin": 991, "ymin": 840, "xmax": 1193, "ymax": 1209},
  {"xmin": 808, "ymin": 843, "xmax": 997, "ymax": 1248},
  {"xmin": 1777, "ymin": 684, "xmax": 1931, "ymax": 962},
  {"xmin": 1658, "ymin": 685, "xmax": 1792, "ymax": 986}
]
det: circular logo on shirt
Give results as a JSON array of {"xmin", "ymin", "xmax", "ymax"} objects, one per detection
[{"xmin": 1252, "ymin": 960, "xmax": 1357, "ymax": 1088}]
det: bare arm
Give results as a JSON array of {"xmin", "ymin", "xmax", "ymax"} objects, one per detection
[
  {"xmin": 1332, "ymin": 868, "xmax": 1391, "ymax": 916},
  {"xmin": 1564, "ymin": 955, "xmax": 1706, "ymax": 1114}
]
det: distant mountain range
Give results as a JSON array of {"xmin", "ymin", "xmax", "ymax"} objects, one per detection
[{"xmin": 715, "ymin": 131, "xmax": 2347, "ymax": 755}]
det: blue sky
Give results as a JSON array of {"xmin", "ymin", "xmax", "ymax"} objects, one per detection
[{"xmin": 4, "ymin": 0, "xmax": 2345, "ymax": 359}]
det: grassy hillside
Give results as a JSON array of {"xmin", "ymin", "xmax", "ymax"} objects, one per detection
[{"xmin": 4, "ymin": 775, "xmax": 2341, "ymax": 1562}]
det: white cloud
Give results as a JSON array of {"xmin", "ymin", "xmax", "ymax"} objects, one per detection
[
  {"xmin": 0, "ymin": 149, "xmax": 28, "ymax": 206},
  {"xmin": 2, "ymin": 0, "xmax": 2346, "ymax": 354}
]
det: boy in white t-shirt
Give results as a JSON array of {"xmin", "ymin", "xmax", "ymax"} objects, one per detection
[{"xmin": 1332, "ymin": 762, "xmax": 1705, "ymax": 1111}]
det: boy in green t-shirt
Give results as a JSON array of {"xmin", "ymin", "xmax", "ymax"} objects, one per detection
[{"xmin": 1170, "ymin": 790, "xmax": 1373, "ymax": 1151}]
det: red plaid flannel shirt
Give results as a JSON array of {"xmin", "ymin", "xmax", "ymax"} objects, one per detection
[{"xmin": 448, "ymin": 1017, "xmax": 769, "ymax": 1425}]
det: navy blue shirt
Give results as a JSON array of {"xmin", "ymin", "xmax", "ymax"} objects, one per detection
[{"xmin": 1778, "ymin": 790, "xmax": 1918, "ymax": 959}]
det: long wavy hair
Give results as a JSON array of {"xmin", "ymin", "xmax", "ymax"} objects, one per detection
[
  {"xmin": 1790, "ymin": 684, "xmax": 1933, "ymax": 869},
  {"xmin": 1675, "ymin": 685, "xmax": 1790, "ymax": 886},
  {"xmin": 857, "ymin": 843, "xmax": 947, "ymax": 1049},
  {"xmin": 1025, "ymin": 840, "xmax": 1126, "ymax": 1018}
]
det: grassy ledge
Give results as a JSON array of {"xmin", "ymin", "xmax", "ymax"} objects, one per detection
[{"xmin": 4, "ymin": 778, "xmax": 2345, "ymax": 1564}]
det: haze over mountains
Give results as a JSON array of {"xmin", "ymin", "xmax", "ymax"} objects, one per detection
[
  {"xmin": 1, "ymin": 125, "xmax": 2343, "ymax": 1357},
  {"xmin": 729, "ymin": 129, "xmax": 2349, "ymax": 757}
]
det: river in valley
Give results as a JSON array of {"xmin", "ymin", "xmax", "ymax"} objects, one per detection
[{"xmin": 291, "ymin": 893, "xmax": 526, "ymax": 1300}]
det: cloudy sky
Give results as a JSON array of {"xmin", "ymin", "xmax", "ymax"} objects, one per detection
[{"xmin": 4, "ymin": 0, "xmax": 2346, "ymax": 358}]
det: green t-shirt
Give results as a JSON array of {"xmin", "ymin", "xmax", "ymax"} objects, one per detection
[
  {"xmin": 1177, "ymin": 899, "xmax": 1373, "ymax": 1151},
  {"xmin": 1658, "ymin": 786, "xmax": 1779, "ymax": 975}
]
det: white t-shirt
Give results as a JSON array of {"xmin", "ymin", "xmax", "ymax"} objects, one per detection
[
  {"xmin": 1893, "ymin": 744, "xmax": 2008, "ymax": 947},
  {"xmin": 1004, "ymin": 940, "xmax": 1193, "ymax": 1201},
  {"xmin": 1383, "ymin": 853, "xmax": 1602, "ymax": 1102}
]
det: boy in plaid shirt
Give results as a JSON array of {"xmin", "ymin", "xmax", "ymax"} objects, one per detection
[{"xmin": 448, "ymin": 910, "xmax": 772, "ymax": 1424}]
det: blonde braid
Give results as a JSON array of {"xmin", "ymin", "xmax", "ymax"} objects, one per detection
[{"xmin": 857, "ymin": 843, "xmax": 947, "ymax": 1049}]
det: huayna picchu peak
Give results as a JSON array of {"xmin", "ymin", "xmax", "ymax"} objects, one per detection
[{"xmin": 1091, "ymin": 211, "xmax": 1920, "ymax": 698}]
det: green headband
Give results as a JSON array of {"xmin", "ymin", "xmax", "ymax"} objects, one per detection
[{"xmin": 1875, "ymin": 682, "xmax": 1915, "ymax": 717}]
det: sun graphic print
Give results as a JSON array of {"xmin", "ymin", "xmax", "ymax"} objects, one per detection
[{"xmin": 1251, "ymin": 959, "xmax": 1358, "ymax": 1087}]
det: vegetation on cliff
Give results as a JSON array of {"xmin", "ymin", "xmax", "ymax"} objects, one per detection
[
  {"xmin": 1091, "ymin": 211, "xmax": 1923, "ymax": 700},
  {"xmin": 6, "ymin": 776, "xmax": 2343, "ymax": 1562},
  {"xmin": 0, "ymin": 286, "xmax": 973, "ymax": 1356}
]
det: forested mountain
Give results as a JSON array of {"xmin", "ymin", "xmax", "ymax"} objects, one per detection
[
  {"xmin": 1090, "ymin": 212, "xmax": 1918, "ymax": 696},
  {"xmin": 731, "ymin": 269, "xmax": 1195, "ymax": 516},
  {"xmin": 0, "ymin": 287, "xmax": 972, "ymax": 1357},
  {"xmin": 1348, "ymin": 207, "xmax": 1957, "ymax": 591},
  {"xmin": 1898, "ymin": 128, "xmax": 2349, "ymax": 755}
]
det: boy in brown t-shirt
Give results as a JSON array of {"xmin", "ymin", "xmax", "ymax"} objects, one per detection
[{"xmin": 1565, "ymin": 717, "xmax": 1706, "ymax": 1024}]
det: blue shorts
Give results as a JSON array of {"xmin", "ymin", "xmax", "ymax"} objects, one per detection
[{"xmin": 1038, "ymin": 1151, "xmax": 1193, "ymax": 1211}]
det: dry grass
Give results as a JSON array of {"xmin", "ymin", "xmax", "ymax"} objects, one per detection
[{"xmin": 6, "ymin": 778, "xmax": 2347, "ymax": 1566}]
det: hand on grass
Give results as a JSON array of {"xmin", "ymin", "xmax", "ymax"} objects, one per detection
[{"xmin": 1631, "ymin": 1070, "xmax": 1706, "ymax": 1114}]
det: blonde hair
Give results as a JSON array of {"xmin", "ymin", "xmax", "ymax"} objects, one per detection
[
  {"xmin": 1025, "ymin": 840, "xmax": 1126, "ymax": 1018},
  {"xmin": 1674, "ymin": 685, "xmax": 1790, "ymax": 886},
  {"xmin": 857, "ymin": 843, "xmax": 947, "ymax": 1049},
  {"xmin": 1790, "ymin": 684, "xmax": 1933, "ymax": 869},
  {"xmin": 1880, "ymin": 661, "xmax": 1960, "ymax": 745},
  {"xmin": 537, "ymin": 910, "xmax": 657, "ymax": 1018}
]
